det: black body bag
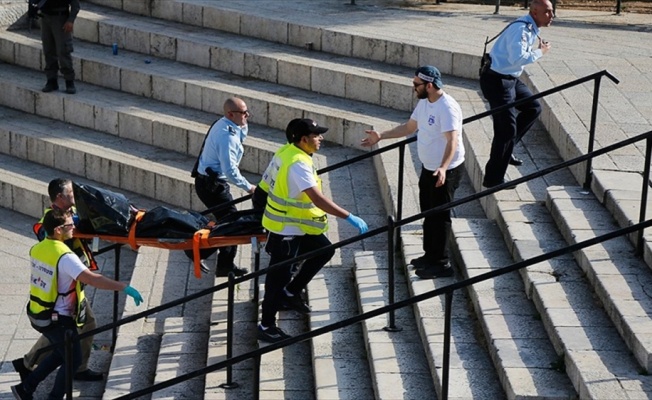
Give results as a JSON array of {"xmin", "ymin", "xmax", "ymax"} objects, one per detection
[
  {"xmin": 73, "ymin": 182, "xmax": 133, "ymax": 235},
  {"xmin": 136, "ymin": 206, "xmax": 210, "ymax": 238}
]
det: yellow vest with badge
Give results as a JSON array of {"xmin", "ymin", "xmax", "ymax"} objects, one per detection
[
  {"xmin": 262, "ymin": 144, "xmax": 328, "ymax": 235},
  {"xmin": 27, "ymin": 238, "xmax": 88, "ymax": 332}
]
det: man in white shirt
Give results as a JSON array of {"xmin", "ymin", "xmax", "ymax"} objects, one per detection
[
  {"xmin": 12, "ymin": 210, "xmax": 143, "ymax": 400},
  {"xmin": 362, "ymin": 65, "xmax": 464, "ymax": 279}
]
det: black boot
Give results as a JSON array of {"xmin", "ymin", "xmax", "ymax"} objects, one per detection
[
  {"xmin": 65, "ymin": 80, "xmax": 76, "ymax": 94},
  {"xmin": 42, "ymin": 79, "xmax": 58, "ymax": 93}
]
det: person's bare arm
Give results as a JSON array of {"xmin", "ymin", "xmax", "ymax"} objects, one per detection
[
  {"xmin": 433, "ymin": 130, "xmax": 459, "ymax": 187},
  {"xmin": 361, "ymin": 119, "xmax": 418, "ymax": 147},
  {"xmin": 76, "ymin": 269, "xmax": 127, "ymax": 291},
  {"xmin": 303, "ymin": 187, "xmax": 350, "ymax": 219}
]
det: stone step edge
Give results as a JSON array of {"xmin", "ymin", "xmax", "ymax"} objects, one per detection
[
  {"xmin": 450, "ymin": 218, "xmax": 577, "ymax": 399},
  {"xmin": 459, "ymin": 113, "xmax": 637, "ymax": 397},
  {"xmin": 0, "ymin": 30, "xmax": 401, "ymax": 152},
  {"xmin": 546, "ymin": 185, "xmax": 652, "ymax": 372},
  {"xmin": 71, "ymin": 2, "xmax": 418, "ymax": 113},
  {"xmin": 83, "ymin": 0, "xmax": 480, "ymax": 80},
  {"xmin": 105, "ymin": 246, "xmax": 161, "ymax": 399},
  {"xmin": 353, "ymin": 250, "xmax": 437, "ymax": 400}
]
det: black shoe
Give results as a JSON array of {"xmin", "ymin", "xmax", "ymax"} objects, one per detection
[
  {"xmin": 415, "ymin": 263, "xmax": 454, "ymax": 279},
  {"xmin": 282, "ymin": 292, "xmax": 311, "ymax": 314},
  {"xmin": 11, "ymin": 384, "xmax": 32, "ymax": 400},
  {"xmin": 199, "ymin": 260, "xmax": 210, "ymax": 274},
  {"xmin": 257, "ymin": 325, "xmax": 291, "ymax": 343},
  {"xmin": 215, "ymin": 264, "xmax": 248, "ymax": 277},
  {"xmin": 11, "ymin": 359, "xmax": 30, "ymax": 383},
  {"xmin": 74, "ymin": 369, "xmax": 104, "ymax": 381},
  {"xmin": 409, "ymin": 256, "xmax": 430, "ymax": 269},
  {"xmin": 41, "ymin": 79, "xmax": 58, "ymax": 93},
  {"xmin": 65, "ymin": 80, "xmax": 76, "ymax": 94},
  {"xmin": 509, "ymin": 154, "xmax": 523, "ymax": 166}
]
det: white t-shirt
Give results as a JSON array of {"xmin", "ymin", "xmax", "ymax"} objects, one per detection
[
  {"xmin": 278, "ymin": 160, "xmax": 318, "ymax": 236},
  {"xmin": 55, "ymin": 253, "xmax": 88, "ymax": 317},
  {"xmin": 409, "ymin": 93, "xmax": 465, "ymax": 171}
]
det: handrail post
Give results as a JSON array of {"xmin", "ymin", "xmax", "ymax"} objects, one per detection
[
  {"xmin": 441, "ymin": 291, "xmax": 453, "ymax": 400},
  {"xmin": 616, "ymin": 0, "xmax": 622, "ymax": 14},
  {"xmin": 111, "ymin": 245, "xmax": 121, "ymax": 352},
  {"xmin": 252, "ymin": 236, "xmax": 261, "ymax": 304},
  {"xmin": 253, "ymin": 354, "xmax": 261, "ymax": 400},
  {"xmin": 583, "ymin": 76, "xmax": 603, "ymax": 190},
  {"xmin": 494, "ymin": 0, "xmax": 500, "ymax": 14},
  {"xmin": 219, "ymin": 272, "xmax": 239, "ymax": 389},
  {"xmin": 384, "ymin": 216, "xmax": 402, "ymax": 332},
  {"xmin": 396, "ymin": 143, "xmax": 406, "ymax": 251},
  {"xmin": 65, "ymin": 329, "xmax": 74, "ymax": 400},
  {"xmin": 637, "ymin": 137, "xmax": 652, "ymax": 256}
]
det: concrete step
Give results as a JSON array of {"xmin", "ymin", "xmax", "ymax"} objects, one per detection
[
  {"xmin": 70, "ymin": 2, "xmax": 420, "ymax": 113},
  {"xmin": 590, "ymin": 169, "xmax": 652, "ymax": 268},
  {"xmin": 354, "ymin": 251, "xmax": 439, "ymax": 399},
  {"xmin": 460, "ymin": 110, "xmax": 652, "ymax": 397},
  {"xmin": 547, "ymin": 185, "xmax": 652, "ymax": 373},
  {"xmin": 0, "ymin": 46, "xmax": 286, "ymax": 168},
  {"xmin": 0, "ymin": 27, "xmax": 408, "ymax": 151},
  {"xmin": 450, "ymin": 218, "xmax": 576, "ymax": 399}
]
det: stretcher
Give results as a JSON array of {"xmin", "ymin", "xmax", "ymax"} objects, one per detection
[{"xmin": 74, "ymin": 210, "xmax": 267, "ymax": 278}]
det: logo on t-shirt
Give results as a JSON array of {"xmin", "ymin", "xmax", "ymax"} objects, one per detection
[{"xmin": 428, "ymin": 115, "xmax": 436, "ymax": 125}]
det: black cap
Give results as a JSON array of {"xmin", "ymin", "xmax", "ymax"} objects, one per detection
[
  {"xmin": 415, "ymin": 65, "xmax": 444, "ymax": 88},
  {"xmin": 286, "ymin": 118, "xmax": 328, "ymax": 143}
]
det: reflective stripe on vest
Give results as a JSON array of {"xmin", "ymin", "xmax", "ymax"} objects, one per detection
[{"xmin": 262, "ymin": 144, "xmax": 327, "ymax": 235}]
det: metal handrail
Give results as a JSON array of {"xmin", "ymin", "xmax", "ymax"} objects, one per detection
[
  {"xmin": 46, "ymin": 69, "xmax": 628, "ymax": 399},
  {"xmin": 115, "ymin": 216, "xmax": 652, "ymax": 399}
]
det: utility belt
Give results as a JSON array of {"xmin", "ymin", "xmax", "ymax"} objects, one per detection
[
  {"xmin": 41, "ymin": 9, "xmax": 70, "ymax": 16},
  {"xmin": 196, "ymin": 173, "xmax": 226, "ymax": 193}
]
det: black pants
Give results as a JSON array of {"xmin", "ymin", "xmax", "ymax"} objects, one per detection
[
  {"xmin": 261, "ymin": 232, "xmax": 334, "ymax": 328},
  {"xmin": 22, "ymin": 316, "xmax": 81, "ymax": 399},
  {"xmin": 418, "ymin": 164, "xmax": 463, "ymax": 266},
  {"xmin": 480, "ymin": 70, "xmax": 541, "ymax": 185},
  {"xmin": 185, "ymin": 175, "xmax": 237, "ymax": 267}
]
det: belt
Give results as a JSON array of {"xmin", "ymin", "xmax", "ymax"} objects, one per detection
[
  {"xmin": 485, "ymin": 69, "xmax": 516, "ymax": 80},
  {"xmin": 41, "ymin": 10, "xmax": 69, "ymax": 16}
]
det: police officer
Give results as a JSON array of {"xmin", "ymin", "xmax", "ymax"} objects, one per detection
[
  {"xmin": 479, "ymin": 0, "xmax": 554, "ymax": 188},
  {"xmin": 34, "ymin": 0, "xmax": 81, "ymax": 94},
  {"xmin": 257, "ymin": 118, "xmax": 368, "ymax": 343},
  {"xmin": 192, "ymin": 97, "xmax": 255, "ymax": 277},
  {"xmin": 11, "ymin": 210, "xmax": 143, "ymax": 400}
]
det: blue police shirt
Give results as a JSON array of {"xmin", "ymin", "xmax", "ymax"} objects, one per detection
[
  {"xmin": 197, "ymin": 117, "xmax": 253, "ymax": 192},
  {"xmin": 489, "ymin": 14, "xmax": 542, "ymax": 78}
]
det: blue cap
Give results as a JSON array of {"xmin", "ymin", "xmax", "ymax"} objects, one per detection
[{"xmin": 415, "ymin": 65, "xmax": 443, "ymax": 88}]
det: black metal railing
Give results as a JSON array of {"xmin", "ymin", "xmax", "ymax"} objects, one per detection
[{"xmin": 43, "ymin": 70, "xmax": 646, "ymax": 400}]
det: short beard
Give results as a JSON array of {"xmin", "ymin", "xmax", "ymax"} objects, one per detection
[{"xmin": 416, "ymin": 90, "xmax": 428, "ymax": 100}]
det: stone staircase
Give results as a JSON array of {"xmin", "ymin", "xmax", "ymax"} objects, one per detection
[{"xmin": 1, "ymin": 0, "xmax": 651, "ymax": 399}]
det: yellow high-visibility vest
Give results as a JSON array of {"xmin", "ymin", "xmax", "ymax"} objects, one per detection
[
  {"xmin": 262, "ymin": 144, "xmax": 328, "ymax": 235},
  {"xmin": 28, "ymin": 239, "xmax": 87, "ymax": 331}
]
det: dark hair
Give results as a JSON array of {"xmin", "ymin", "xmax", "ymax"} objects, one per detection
[
  {"xmin": 42, "ymin": 209, "xmax": 68, "ymax": 236},
  {"xmin": 48, "ymin": 178, "xmax": 72, "ymax": 203}
]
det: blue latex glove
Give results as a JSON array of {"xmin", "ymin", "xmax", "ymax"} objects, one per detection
[
  {"xmin": 124, "ymin": 285, "xmax": 143, "ymax": 306},
  {"xmin": 345, "ymin": 213, "xmax": 368, "ymax": 234}
]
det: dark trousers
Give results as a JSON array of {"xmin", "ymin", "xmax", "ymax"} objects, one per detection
[
  {"xmin": 261, "ymin": 232, "xmax": 334, "ymax": 328},
  {"xmin": 418, "ymin": 164, "xmax": 463, "ymax": 265},
  {"xmin": 185, "ymin": 175, "xmax": 237, "ymax": 267},
  {"xmin": 23, "ymin": 316, "xmax": 82, "ymax": 400},
  {"xmin": 480, "ymin": 70, "xmax": 541, "ymax": 185},
  {"xmin": 41, "ymin": 13, "xmax": 74, "ymax": 81}
]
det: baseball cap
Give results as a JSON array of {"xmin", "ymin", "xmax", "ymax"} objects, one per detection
[
  {"xmin": 286, "ymin": 118, "xmax": 328, "ymax": 142},
  {"xmin": 415, "ymin": 65, "xmax": 444, "ymax": 88}
]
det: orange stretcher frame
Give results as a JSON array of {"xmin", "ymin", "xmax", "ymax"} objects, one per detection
[{"xmin": 74, "ymin": 211, "xmax": 267, "ymax": 278}]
